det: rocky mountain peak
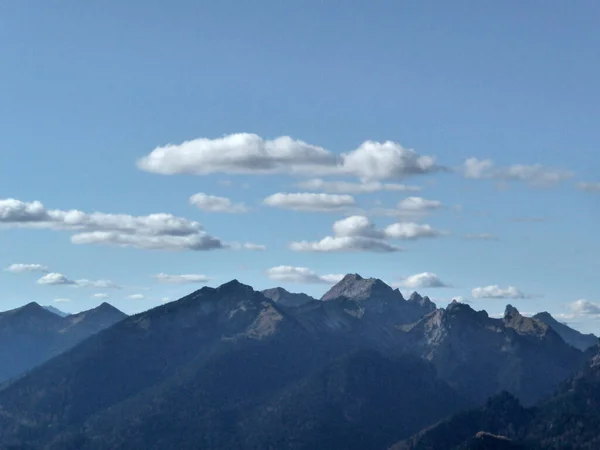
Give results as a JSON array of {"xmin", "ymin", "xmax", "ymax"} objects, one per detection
[
  {"xmin": 504, "ymin": 304, "xmax": 521, "ymax": 319},
  {"xmin": 504, "ymin": 305, "xmax": 551, "ymax": 339},
  {"xmin": 321, "ymin": 273, "xmax": 395, "ymax": 302},
  {"xmin": 409, "ymin": 292, "xmax": 423, "ymax": 302}
]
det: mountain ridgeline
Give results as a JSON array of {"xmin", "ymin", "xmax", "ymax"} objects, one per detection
[
  {"xmin": 0, "ymin": 302, "xmax": 127, "ymax": 384},
  {"xmin": 0, "ymin": 274, "xmax": 596, "ymax": 449}
]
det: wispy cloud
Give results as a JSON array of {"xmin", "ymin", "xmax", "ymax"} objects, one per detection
[
  {"xmin": 471, "ymin": 285, "xmax": 537, "ymax": 299},
  {"xmin": 266, "ymin": 266, "xmax": 344, "ymax": 284},
  {"xmin": 189, "ymin": 193, "xmax": 248, "ymax": 213},
  {"xmin": 153, "ymin": 273, "xmax": 211, "ymax": 284},
  {"xmin": 263, "ymin": 192, "xmax": 356, "ymax": 212},
  {"xmin": 462, "ymin": 158, "xmax": 573, "ymax": 187},
  {"xmin": 5, "ymin": 263, "xmax": 49, "ymax": 274}
]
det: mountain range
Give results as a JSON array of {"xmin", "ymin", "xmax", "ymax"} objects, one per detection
[
  {"xmin": 0, "ymin": 302, "xmax": 126, "ymax": 384},
  {"xmin": 0, "ymin": 274, "xmax": 598, "ymax": 449}
]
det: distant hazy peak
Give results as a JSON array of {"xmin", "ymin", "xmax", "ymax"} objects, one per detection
[
  {"xmin": 262, "ymin": 286, "xmax": 290, "ymax": 298},
  {"xmin": 43, "ymin": 305, "xmax": 69, "ymax": 317},
  {"xmin": 534, "ymin": 311, "xmax": 599, "ymax": 351},
  {"xmin": 261, "ymin": 287, "xmax": 316, "ymax": 307},
  {"xmin": 1, "ymin": 302, "xmax": 59, "ymax": 320},
  {"xmin": 321, "ymin": 273, "xmax": 395, "ymax": 302}
]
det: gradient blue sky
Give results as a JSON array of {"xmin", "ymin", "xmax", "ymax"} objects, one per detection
[{"xmin": 1, "ymin": 1, "xmax": 599, "ymax": 332}]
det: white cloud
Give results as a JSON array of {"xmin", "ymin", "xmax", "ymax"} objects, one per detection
[
  {"xmin": 399, "ymin": 272, "xmax": 450, "ymax": 289},
  {"xmin": 295, "ymin": 178, "xmax": 421, "ymax": 194},
  {"xmin": 263, "ymin": 192, "xmax": 356, "ymax": 212},
  {"xmin": 161, "ymin": 297, "xmax": 171, "ymax": 303},
  {"xmin": 189, "ymin": 193, "xmax": 248, "ymax": 213},
  {"xmin": 128, "ymin": 294, "xmax": 145, "ymax": 300},
  {"xmin": 5, "ymin": 263, "xmax": 49, "ymax": 274},
  {"xmin": 137, "ymin": 133, "xmax": 337, "ymax": 176},
  {"xmin": 137, "ymin": 133, "xmax": 440, "ymax": 181},
  {"xmin": 70, "ymin": 231, "xmax": 224, "ymax": 251},
  {"xmin": 471, "ymin": 285, "xmax": 532, "ymax": 299},
  {"xmin": 290, "ymin": 235, "xmax": 402, "ymax": 253},
  {"xmin": 0, "ymin": 198, "xmax": 226, "ymax": 252},
  {"xmin": 384, "ymin": 223, "xmax": 442, "ymax": 240},
  {"xmin": 567, "ymin": 299, "xmax": 600, "ymax": 317},
  {"xmin": 37, "ymin": 273, "xmax": 75, "ymax": 286},
  {"xmin": 92, "ymin": 293, "xmax": 109, "ymax": 299},
  {"xmin": 239, "ymin": 242, "xmax": 267, "ymax": 251},
  {"xmin": 289, "ymin": 215, "xmax": 442, "ymax": 253},
  {"xmin": 397, "ymin": 197, "xmax": 442, "ymax": 212},
  {"xmin": 53, "ymin": 298, "xmax": 71, "ymax": 303},
  {"xmin": 331, "ymin": 215, "xmax": 384, "ymax": 239},
  {"xmin": 577, "ymin": 182, "xmax": 600, "ymax": 192},
  {"xmin": 75, "ymin": 279, "xmax": 121, "ymax": 289},
  {"xmin": 462, "ymin": 158, "xmax": 573, "ymax": 187},
  {"xmin": 372, "ymin": 196, "xmax": 443, "ymax": 218},
  {"xmin": 463, "ymin": 233, "xmax": 498, "ymax": 241},
  {"xmin": 266, "ymin": 266, "xmax": 343, "ymax": 284},
  {"xmin": 153, "ymin": 273, "xmax": 211, "ymax": 284},
  {"xmin": 463, "ymin": 158, "xmax": 494, "ymax": 179},
  {"xmin": 35, "ymin": 272, "xmax": 120, "ymax": 289},
  {"xmin": 340, "ymin": 141, "xmax": 439, "ymax": 181}
]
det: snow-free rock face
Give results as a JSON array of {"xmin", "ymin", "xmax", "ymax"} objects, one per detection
[
  {"xmin": 318, "ymin": 274, "xmax": 434, "ymax": 324},
  {"xmin": 407, "ymin": 302, "xmax": 585, "ymax": 405},
  {"xmin": 321, "ymin": 273, "xmax": 400, "ymax": 302}
]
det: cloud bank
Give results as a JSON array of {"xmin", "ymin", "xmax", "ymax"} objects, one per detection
[
  {"xmin": 137, "ymin": 133, "xmax": 441, "ymax": 181},
  {"xmin": 0, "ymin": 198, "xmax": 264, "ymax": 252}
]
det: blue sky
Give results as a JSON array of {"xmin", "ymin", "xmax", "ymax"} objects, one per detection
[{"xmin": 1, "ymin": 1, "xmax": 600, "ymax": 332}]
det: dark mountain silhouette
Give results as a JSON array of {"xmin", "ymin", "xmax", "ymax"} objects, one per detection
[
  {"xmin": 261, "ymin": 287, "xmax": 316, "ymax": 307},
  {"xmin": 0, "ymin": 302, "xmax": 127, "ymax": 383},
  {"xmin": 394, "ymin": 346, "xmax": 600, "ymax": 449},
  {"xmin": 392, "ymin": 392, "xmax": 535, "ymax": 450},
  {"xmin": 532, "ymin": 311, "xmax": 598, "ymax": 351},
  {"xmin": 0, "ymin": 276, "xmax": 593, "ymax": 449},
  {"xmin": 0, "ymin": 278, "xmax": 458, "ymax": 449}
]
